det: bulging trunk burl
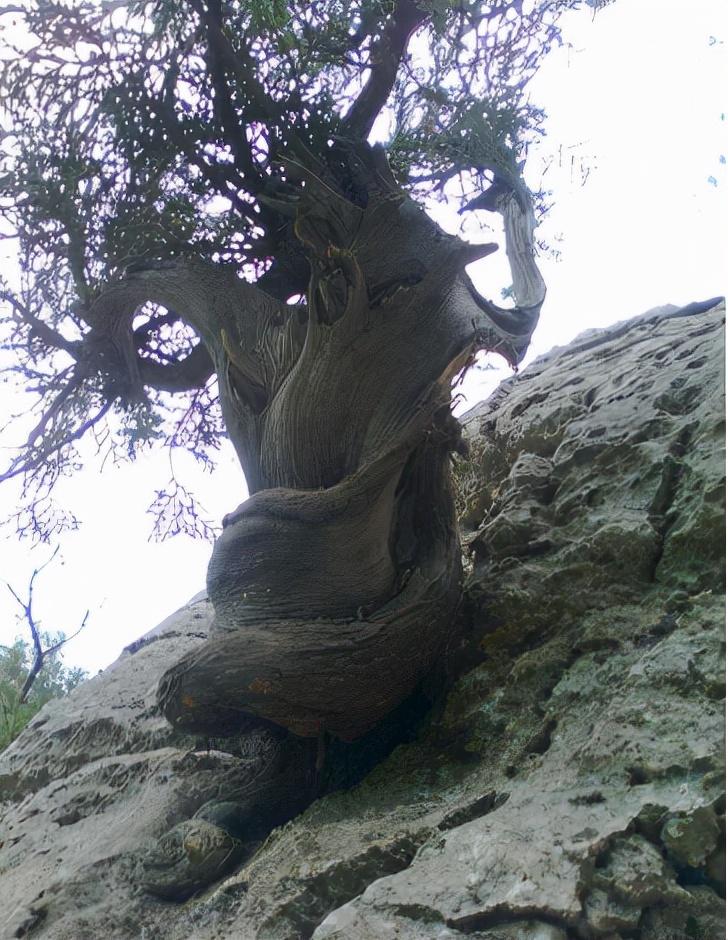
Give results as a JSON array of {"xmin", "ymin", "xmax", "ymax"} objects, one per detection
[{"xmin": 103, "ymin": 141, "xmax": 543, "ymax": 895}]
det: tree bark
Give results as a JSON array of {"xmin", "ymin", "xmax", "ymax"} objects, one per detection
[
  {"xmin": 142, "ymin": 144, "xmax": 542, "ymax": 742},
  {"xmin": 90, "ymin": 142, "xmax": 543, "ymax": 742}
]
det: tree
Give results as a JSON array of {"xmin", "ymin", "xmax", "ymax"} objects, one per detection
[
  {"xmin": 0, "ymin": 635, "xmax": 88, "ymax": 752},
  {"xmin": 1, "ymin": 0, "xmax": 582, "ymax": 896},
  {"xmin": 1, "ymin": 548, "xmax": 89, "ymax": 751}
]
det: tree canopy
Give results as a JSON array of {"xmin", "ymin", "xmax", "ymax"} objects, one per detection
[{"xmin": 1, "ymin": 0, "xmax": 578, "ymax": 538}]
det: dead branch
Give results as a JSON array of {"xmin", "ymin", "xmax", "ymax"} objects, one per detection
[{"xmin": 5, "ymin": 547, "xmax": 90, "ymax": 703}]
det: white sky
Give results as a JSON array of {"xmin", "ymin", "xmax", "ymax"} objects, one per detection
[{"xmin": 0, "ymin": 0, "xmax": 725, "ymax": 675}]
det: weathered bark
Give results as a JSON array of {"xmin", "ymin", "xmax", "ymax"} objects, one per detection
[
  {"xmin": 160, "ymin": 422, "xmax": 462, "ymax": 741},
  {"xmin": 148, "ymin": 145, "xmax": 540, "ymax": 741},
  {"xmin": 91, "ymin": 141, "xmax": 544, "ymax": 894}
]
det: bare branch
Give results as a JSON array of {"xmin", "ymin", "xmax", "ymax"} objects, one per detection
[
  {"xmin": 5, "ymin": 547, "xmax": 88, "ymax": 703},
  {"xmin": 43, "ymin": 611, "xmax": 90, "ymax": 658},
  {"xmin": 496, "ymin": 186, "xmax": 545, "ymax": 311},
  {"xmin": 22, "ymin": 371, "xmax": 84, "ymax": 449},
  {"xmin": 1, "ymin": 290, "xmax": 80, "ymax": 358},
  {"xmin": 0, "ymin": 400, "xmax": 113, "ymax": 484}
]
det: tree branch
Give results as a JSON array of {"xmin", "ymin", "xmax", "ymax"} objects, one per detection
[
  {"xmin": 22, "ymin": 370, "xmax": 85, "ymax": 447},
  {"xmin": 497, "ymin": 185, "xmax": 546, "ymax": 311},
  {"xmin": 138, "ymin": 342, "xmax": 214, "ymax": 393},
  {"xmin": 189, "ymin": 0, "xmax": 264, "ymax": 185},
  {"xmin": 2, "ymin": 291, "xmax": 80, "ymax": 358},
  {"xmin": 0, "ymin": 399, "xmax": 112, "ymax": 484},
  {"xmin": 343, "ymin": 0, "xmax": 429, "ymax": 140}
]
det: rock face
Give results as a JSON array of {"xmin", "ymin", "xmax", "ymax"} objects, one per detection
[{"xmin": 1, "ymin": 300, "xmax": 724, "ymax": 940}]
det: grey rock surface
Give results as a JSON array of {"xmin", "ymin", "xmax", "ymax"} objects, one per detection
[{"xmin": 1, "ymin": 301, "xmax": 724, "ymax": 939}]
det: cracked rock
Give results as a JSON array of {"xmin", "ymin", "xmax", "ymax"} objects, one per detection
[{"xmin": 584, "ymin": 834, "xmax": 688, "ymax": 933}]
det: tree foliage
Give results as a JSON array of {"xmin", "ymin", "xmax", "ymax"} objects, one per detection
[{"xmin": 1, "ymin": 0, "xmax": 578, "ymax": 537}]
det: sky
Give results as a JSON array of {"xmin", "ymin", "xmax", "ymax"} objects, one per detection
[{"xmin": 0, "ymin": 0, "xmax": 725, "ymax": 676}]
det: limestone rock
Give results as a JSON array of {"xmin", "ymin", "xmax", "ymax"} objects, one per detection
[{"xmin": 1, "ymin": 300, "xmax": 724, "ymax": 939}]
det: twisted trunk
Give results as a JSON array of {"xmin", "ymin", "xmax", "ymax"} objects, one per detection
[
  {"xmin": 92, "ymin": 142, "xmax": 544, "ymax": 896},
  {"xmin": 164, "ymin": 156, "xmax": 535, "ymax": 738}
]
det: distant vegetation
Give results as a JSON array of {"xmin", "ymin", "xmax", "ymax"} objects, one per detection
[{"xmin": 0, "ymin": 634, "xmax": 87, "ymax": 752}]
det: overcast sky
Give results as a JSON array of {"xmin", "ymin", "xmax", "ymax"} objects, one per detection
[{"xmin": 1, "ymin": 0, "xmax": 725, "ymax": 675}]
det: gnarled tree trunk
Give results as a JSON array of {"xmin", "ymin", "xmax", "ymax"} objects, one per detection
[{"xmin": 92, "ymin": 141, "xmax": 544, "ymax": 896}]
